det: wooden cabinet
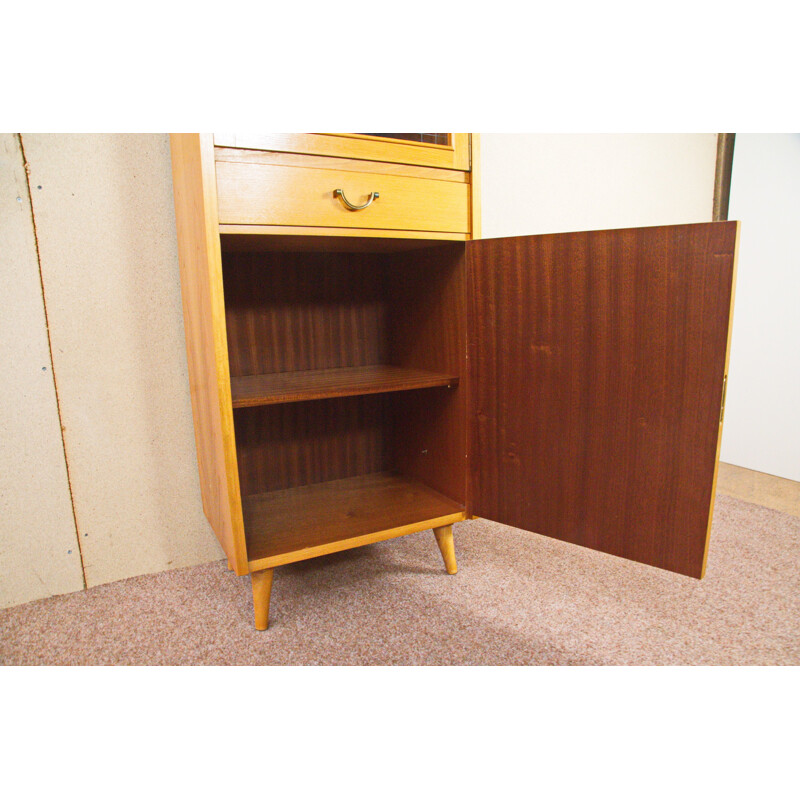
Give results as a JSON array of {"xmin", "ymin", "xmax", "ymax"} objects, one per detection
[
  {"xmin": 170, "ymin": 133, "xmax": 738, "ymax": 631},
  {"xmin": 213, "ymin": 133, "xmax": 471, "ymax": 170}
]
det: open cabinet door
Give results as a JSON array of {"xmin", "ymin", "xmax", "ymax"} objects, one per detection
[{"xmin": 467, "ymin": 221, "xmax": 739, "ymax": 578}]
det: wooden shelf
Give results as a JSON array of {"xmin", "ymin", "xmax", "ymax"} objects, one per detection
[
  {"xmin": 231, "ymin": 364, "xmax": 459, "ymax": 408},
  {"xmin": 243, "ymin": 472, "xmax": 466, "ymax": 570}
]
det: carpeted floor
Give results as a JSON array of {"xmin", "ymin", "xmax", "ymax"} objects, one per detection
[{"xmin": 1, "ymin": 493, "xmax": 799, "ymax": 665}]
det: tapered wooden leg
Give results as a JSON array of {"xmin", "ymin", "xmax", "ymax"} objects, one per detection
[
  {"xmin": 227, "ymin": 559, "xmax": 233, "ymax": 571},
  {"xmin": 251, "ymin": 569, "xmax": 274, "ymax": 631},
  {"xmin": 433, "ymin": 525, "xmax": 457, "ymax": 574}
]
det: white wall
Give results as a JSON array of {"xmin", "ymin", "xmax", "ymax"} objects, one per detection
[
  {"xmin": 721, "ymin": 134, "xmax": 800, "ymax": 481},
  {"xmin": 481, "ymin": 134, "xmax": 717, "ymax": 237}
]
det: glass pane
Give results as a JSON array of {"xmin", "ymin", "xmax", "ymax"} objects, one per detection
[{"xmin": 358, "ymin": 133, "xmax": 449, "ymax": 145}]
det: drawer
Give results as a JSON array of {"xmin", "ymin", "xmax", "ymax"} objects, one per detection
[{"xmin": 215, "ymin": 161, "xmax": 470, "ymax": 234}]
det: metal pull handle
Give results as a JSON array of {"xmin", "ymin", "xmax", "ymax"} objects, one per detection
[{"xmin": 333, "ymin": 188, "xmax": 380, "ymax": 211}]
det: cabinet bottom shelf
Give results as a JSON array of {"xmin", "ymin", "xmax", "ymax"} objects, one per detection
[{"xmin": 243, "ymin": 472, "xmax": 466, "ymax": 571}]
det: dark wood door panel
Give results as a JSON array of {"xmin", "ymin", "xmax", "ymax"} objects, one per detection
[{"xmin": 467, "ymin": 222, "xmax": 738, "ymax": 578}]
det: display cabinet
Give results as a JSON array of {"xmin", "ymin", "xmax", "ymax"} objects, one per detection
[{"xmin": 170, "ymin": 133, "xmax": 738, "ymax": 630}]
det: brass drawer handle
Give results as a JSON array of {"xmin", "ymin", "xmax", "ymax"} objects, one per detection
[{"xmin": 333, "ymin": 188, "xmax": 380, "ymax": 211}]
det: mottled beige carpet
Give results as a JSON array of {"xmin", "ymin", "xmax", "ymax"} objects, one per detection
[{"xmin": 2, "ymin": 494, "xmax": 799, "ymax": 665}]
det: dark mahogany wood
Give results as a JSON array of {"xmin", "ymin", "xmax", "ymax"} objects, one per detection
[
  {"xmin": 467, "ymin": 222, "xmax": 738, "ymax": 578},
  {"xmin": 222, "ymin": 250, "xmax": 388, "ymax": 377},
  {"xmin": 234, "ymin": 396, "xmax": 388, "ymax": 496},
  {"xmin": 230, "ymin": 364, "xmax": 458, "ymax": 408},
  {"xmin": 386, "ymin": 244, "xmax": 468, "ymax": 505},
  {"xmin": 223, "ymin": 241, "xmax": 468, "ymax": 510}
]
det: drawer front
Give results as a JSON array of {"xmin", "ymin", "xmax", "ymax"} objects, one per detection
[{"xmin": 215, "ymin": 161, "xmax": 470, "ymax": 233}]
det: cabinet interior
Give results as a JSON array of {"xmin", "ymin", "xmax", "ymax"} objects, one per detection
[{"xmin": 220, "ymin": 235, "xmax": 468, "ymax": 565}]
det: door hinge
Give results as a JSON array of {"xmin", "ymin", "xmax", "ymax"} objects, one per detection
[{"xmin": 720, "ymin": 374, "xmax": 728, "ymax": 424}]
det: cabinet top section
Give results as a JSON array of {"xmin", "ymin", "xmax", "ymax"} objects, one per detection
[{"xmin": 213, "ymin": 133, "xmax": 472, "ymax": 171}]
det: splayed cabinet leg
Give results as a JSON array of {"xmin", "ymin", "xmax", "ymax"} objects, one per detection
[
  {"xmin": 251, "ymin": 568, "xmax": 274, "ymax": 630},
  {"xmin": 434, "ymin": 525, "xmax": 457, "ymax": 574}
]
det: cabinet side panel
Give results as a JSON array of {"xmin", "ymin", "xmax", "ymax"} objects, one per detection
[
  {"xmin": 468, "ymin": 222, "xmax": 738, "ymax": 578},
  {"xmin": 170, "ymin": 134, "xmax": 248, "ymax": 573},
  {"xmin": 387, "ymin": 244, "xmax": 468, "ymax": 504}
]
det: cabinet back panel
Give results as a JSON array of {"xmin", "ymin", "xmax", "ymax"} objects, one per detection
[
  {"xmin": 222, "ymin": 250, "xmax": 387, "ymax": 377},
  {"xmin": 234, "ymin": 396, "xmax": 387, "ymax": 496}
]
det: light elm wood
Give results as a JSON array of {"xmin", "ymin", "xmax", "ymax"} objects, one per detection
[
  {"xmin": 701, "ymin": 221, "xmax": 741, "ymax": 575},
  {"xmin": 219, "ymin": 225, "xmax": 468, "ymax": 243},
  {"xmin": 213, "ymin": 133, "xmax": 471, "ymax": 170},
  {"xmin": 170, "ymin": 133, "xmax": 248, "ymax": 575},
  {"xmin": 215, "ymin": 161, "xmax": 470, "ymax": 233},
  {"xmin": 433, "ymin": 525, "xmax": 457, "ymax": 574},
  {"xmin": 251, "ymin": 568, "xmax": 274, "ymax": 630},
  {"xmin": 214, "ymin": 147, "xmax": 469, "ymax": 183},
  {"xmin": 469, "ymin": 133, "xmax": 482, "ymax": 239}
]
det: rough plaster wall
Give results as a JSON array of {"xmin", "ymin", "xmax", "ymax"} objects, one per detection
[
  {"xmin": 481, "ymin": 134, "xmax": 717, "ymax": 238},
  {"xmin": 21, "ymin": 134, "xmax": 223, "ymax": 588},
  {"xmin": 0, "ymin": 134, "xmax": 84, "ymax": 607}
]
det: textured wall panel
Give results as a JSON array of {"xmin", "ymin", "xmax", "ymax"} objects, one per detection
[
  {"xmin": 0, "ymin": 134, "xmax": 84, "ymax": 607},
  {"xmin": 22, "ymin": 134, "xmax": 223, "ymax": 587}
]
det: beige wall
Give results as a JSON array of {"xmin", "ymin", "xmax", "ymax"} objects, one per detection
[
  {"xmin": 480, "ymin": 134, "xmax": 717, "ymax": 237},
  {"xmin": 1, "ymin": 134, "xmax": 85, "ymax": 607},
  {"xmin": 0, "ymin": 133, "xmax": 719, "ymax": 609},
  {"xmin": 1, "ymin": 134, "xmax": 223, "ymax": 608}
]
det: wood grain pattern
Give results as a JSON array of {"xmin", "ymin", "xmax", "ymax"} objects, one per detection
[
  {"xmin": 214, "ymin": 147, "xmax": 468, "ymax": 183},
  {"xmin": 215, "ymin": 161, "xmax": 470, "ymax": 233},
  {"xmin": 386, "ymin": 244, "xmax": 468, "ymax": 505},
  {"xmin": 700, "ymin": 221, "xmax": 741, "ymax": 575},
  {"xmin": 251, "ymin": 568, "xmax": 274, "ymax": 630},
  {"xmin": 233, "ymin": 396, "xmax": 388, "ymax": 496},
  {"xmin": 222, "ymin": 250, "xmax": 387, "ymax": 377},
  {"xmin": 433, "ymin": 525, "xmax": 458, "ymax": 574},
  {"xmin": 357, "ymin": 133, "xmax": 450, "ymax": 145},
  {"xmin": 469, "ymin": 133, "xmax": 482, "ymax": 239},
  {"xmin": 219, "ymin": 226, "xmax": 468, "ymax": 243},
  {"xmin": 231, "ymin": 365, "xmax": 459, "ymax": 408},
  {"xmin": 243, "ymin": 472, "xmax": 466, "ymax": 570},
  {"xmin": 169, "ymin": 133, "xmax": 248, "ymax": 575},
  {"xmin": 224, "ymin": 244, "xmax": 469, "ymax": 504},
  {"xmin": 213, "ymin": 133, "xmax": 471, "ymax": 170},
  {"xmin": 467, "ymin": 221, "xmax": 739, "ymax": 578}
]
